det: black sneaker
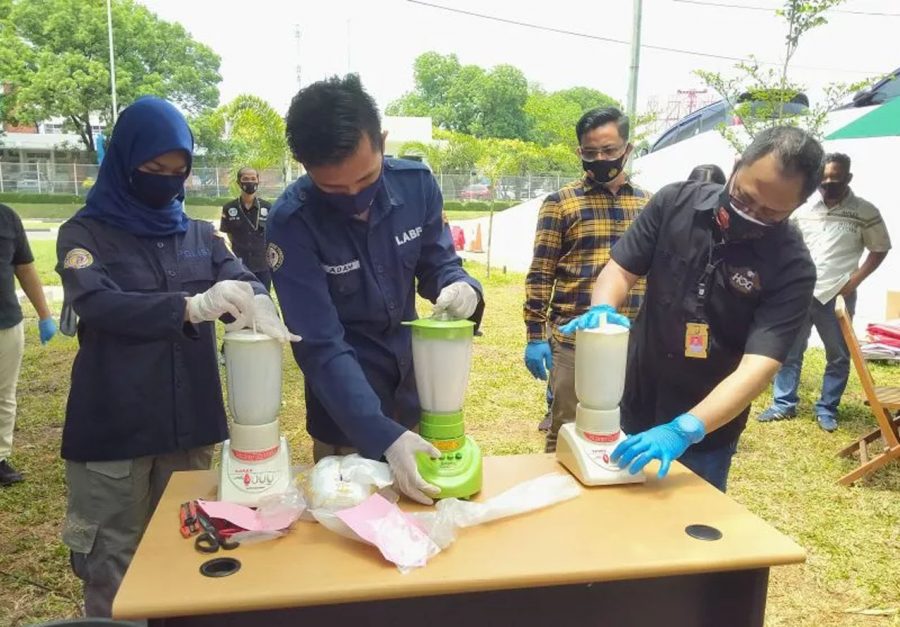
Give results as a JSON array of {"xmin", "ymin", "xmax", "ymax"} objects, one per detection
[{"xmin": 0, "ymin": 459, "xmax": 23, "ymax": 486}]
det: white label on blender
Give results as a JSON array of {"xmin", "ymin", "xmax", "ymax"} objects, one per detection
[
  {"xmin": 229, "ymin": 466, "xmax": 279, "ymax": 493},
  {"xmin": 586, "ymin": 446, "xmax": 622, "ymax": 471}
]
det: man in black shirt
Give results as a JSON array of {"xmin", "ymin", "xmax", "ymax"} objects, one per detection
[
  {"xmin": 562, "ymin": 126, "xmax": 822, "ymax": 491},
  {"xmin": 1, "ymin": 203, "xmax": 57, "ymax": 486},
  {"xmin": 220, "ymin": 167, "xmax": 273, "ymax": 290}
]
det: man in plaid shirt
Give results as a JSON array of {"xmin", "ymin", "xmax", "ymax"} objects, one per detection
[{"xmin": 524, "ymin": 107, "xmax": 650, "ymax": 453}]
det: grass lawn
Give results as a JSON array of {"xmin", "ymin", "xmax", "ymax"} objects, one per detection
[{"xmin": 1, "ymin": 262, "xmax": 899, "ymax": 625}]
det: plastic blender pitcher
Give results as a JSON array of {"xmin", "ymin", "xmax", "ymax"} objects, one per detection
[{"xmin": 404, "ymin": 317, "xmax": 482, "ymax": 499}]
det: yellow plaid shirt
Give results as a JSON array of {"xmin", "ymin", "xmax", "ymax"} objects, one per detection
[{"xmin": 525, "ymin": 175, "xmax": 650, "ymax": 347}]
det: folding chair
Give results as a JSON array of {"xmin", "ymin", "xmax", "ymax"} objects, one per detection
[{"xmin": 834, "ymin": 296, "xmax": 900, "ymax": 485}]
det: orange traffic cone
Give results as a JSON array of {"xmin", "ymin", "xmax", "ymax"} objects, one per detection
[{"xmin": 469, "ymin": 223, "xmax": 484, "ymax": 253}]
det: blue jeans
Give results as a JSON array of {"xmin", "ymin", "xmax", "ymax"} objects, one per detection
[
  {"xmin": 771, "ymin": 293, "xmax": 856, "ymax": 420},
  {"xmin": 680, "ymin": 439, "xmax": 738, "ymax": 492}
]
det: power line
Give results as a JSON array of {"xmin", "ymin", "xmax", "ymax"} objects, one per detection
[
  {"xmin": 406, "ymin": 0, "xmax": 879, "ymax": 74},
  {"xmin": 672, "ymin": 0, "xmax": 900, "ymax": 17}
]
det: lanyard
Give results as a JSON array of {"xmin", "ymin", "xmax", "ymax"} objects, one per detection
[
  {"xmin": 695, "ymin": 230, "xmax": 723, "ymax": 321},
  {"xmin": 238, "ymin": 197, "xmax": 261, "ymax": 232}
]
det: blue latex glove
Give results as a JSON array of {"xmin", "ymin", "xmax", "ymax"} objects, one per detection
[
  {"xmin": 524, "ymin": 341, "xmax": 553, "ymax": 380},
  {"xmin": 559, "ymin": 304, "xmax": 630, "ymax": 336},
  {"xmin": 38, "ymin": 318, "xmax": 58, "ymax": 345},
  {"xmin": 611, "ymin": 414, "xmax": 706, "ymax": 478}
]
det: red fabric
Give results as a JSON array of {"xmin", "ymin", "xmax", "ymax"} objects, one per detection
[
  {"xmin": 867, "ymin": 323, "xmax": 900, "ymax": 347},
  {"xmin": 451, "ymin": 225, "xmax": 465, "ymax": 251}
]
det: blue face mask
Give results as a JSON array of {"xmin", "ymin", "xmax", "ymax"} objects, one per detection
[
  {"xmin": 318, "ymin": 170, "xmax": 384, "ymax": 218},
  {"xmin": 130, "ymin": 170, "xmax": 186, "ymax": 210}
]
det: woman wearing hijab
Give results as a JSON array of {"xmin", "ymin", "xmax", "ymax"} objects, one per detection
[{"xmin": 55, "ymin": 97, "xmax": 297, "ymax": 617}]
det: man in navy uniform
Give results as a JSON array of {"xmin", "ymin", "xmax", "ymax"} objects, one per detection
[
  {"xmin": 267, "ymin": 75, "xmax": 484, "ymax": 505},
  {"xmin": 219, "ymin": 167, "xmax": 273, "ymax": 290}
]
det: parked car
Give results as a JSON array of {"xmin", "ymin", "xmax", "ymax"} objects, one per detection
[
  {"xmin": 836, "ymin": 67, "xmax": 900, "ymax": 109},
  {"xmin": 644, "ymin": 91, "xmax": 809, "ymax": 155},
  {"xmin": 459, "ymin": 183, "xmax": 493, "ymax": 201},
  {"xmin": 16, "ymin": 173, "xmax": 41, "ymax": 192}
]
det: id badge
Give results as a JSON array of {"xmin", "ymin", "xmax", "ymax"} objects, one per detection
[{"xmin": 684, "ymin": 322, "xmax": 709, "ymax": 359}]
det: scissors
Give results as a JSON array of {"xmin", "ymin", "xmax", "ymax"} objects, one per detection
[{"xmin": 194, "ymin": 509, "xmax": 240, "ymax": 554}]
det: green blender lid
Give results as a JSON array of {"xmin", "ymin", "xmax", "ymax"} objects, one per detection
[{"xmin": 403, "ymin": 317, "xmax": 475, "ymax": 340}]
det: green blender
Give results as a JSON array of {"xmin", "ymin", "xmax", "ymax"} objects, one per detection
[{"xmin": 405, "ymin": 317, "xmax": 482, "ymax": 499}]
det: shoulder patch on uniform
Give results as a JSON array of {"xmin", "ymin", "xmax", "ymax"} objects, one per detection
[
  {"xmin": 267, "ymin": 242, "xmax": 284, "ymax": 271},
  {"xmin": 260, "ymin": 207, "xmax": 268, "ymax": 217},
  {"xmin": 228, "ymin": 207, "xmax": 238, "ymax": 217},
  {"xmin": 64, "ymin": 248, "xmax": 94, "ymax": 269}
]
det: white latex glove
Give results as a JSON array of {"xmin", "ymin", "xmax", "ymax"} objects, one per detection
[
  {"xmin": 384, "ymin": 431, "xmax": 441, "ymax": 505},
  {"xmin": 432, "ymin": 281, "xmax": 479, "ymax": 320},
  {"xmin": 253, "ymin": 294, "xmax": 301, "ymax": 343},
  {"xmin": 186, "ymin": 280, "xmax": 255, "ymax": 328}
]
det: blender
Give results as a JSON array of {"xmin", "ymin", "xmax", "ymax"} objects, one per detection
[
  {"xmin": 556, "ymin": 316, "xmax": 646, "ymax": 486},
  {"xmin": 219, "ymin": 329, "xmax": 292, "ymax": 505},
  {"xmin": 404, "ymin": 318, "xmax": 482, "ymax": 499}
]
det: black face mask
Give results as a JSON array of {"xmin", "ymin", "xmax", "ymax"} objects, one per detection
[
  {"xmin": 820, "ymin": 182, "xmax": 846, "ymax": 201},
  {"xmin": 130, "ymin": 170, "xmax": 185, "ymax": 209},
  {"xmin": 715, "ymin": 185, "xmax": 772, "ymax": 241},
  {"xmin": 582, "ymin": 151, "xmax": 627, "ymax": 184},
  {"xmin": 240, "ymin": 181, "xmax": 258, "ymax": 195}
]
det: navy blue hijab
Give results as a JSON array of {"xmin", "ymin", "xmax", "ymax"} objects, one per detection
[{"xmin": 80, "ymin": 97, "xmax": 193, "ymax": 236}]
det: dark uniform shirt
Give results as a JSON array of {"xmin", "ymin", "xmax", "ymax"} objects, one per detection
[
  {"xmin": 219, "ymin": 196, "xmax": 272, "ymax": 273},
  {"xmin": 612, "ymin": 181, "xmax": 815, "ymax": 450},
  {"xmin": 0, "ymin": 204, "xmax": 34, "ymax": 330},
  {"xmin": 267, "ymin": 159, "xmax": 484, "ymax": 460},
  {"xmin": 56, "ymin": 215, "xmax": 266, "ymax": 462}
]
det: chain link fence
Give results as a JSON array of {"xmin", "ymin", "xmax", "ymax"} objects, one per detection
[{"xmin": 0, "ymin": 161, "xmax": 579, "ymax": 202}]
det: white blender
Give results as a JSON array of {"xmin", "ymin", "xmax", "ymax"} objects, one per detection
[
  {"xmin": 219, "ymin": 330, "xmax": 292, "ymax": 505},
  {"xmin": 556, "ymin": 317, "xmax": 646, "ymax": 486}
]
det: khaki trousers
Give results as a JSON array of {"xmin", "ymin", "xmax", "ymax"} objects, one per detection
[
  {"xmin": 544, "ymin": 338, "xmax": 576, "ymax": 453},
  {"xmin": 0, "ymin": 322, "xmax": 24, "ymax": 461}
]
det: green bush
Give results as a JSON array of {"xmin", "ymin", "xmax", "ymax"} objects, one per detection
[{"xmin": 0, "ymin": 192, "xmax": 83, "ymax": 204}]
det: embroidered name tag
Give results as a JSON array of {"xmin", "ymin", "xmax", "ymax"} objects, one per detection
[{"xmin": 322, "ymin": 260, "xmax": 361, "ymax": 275}]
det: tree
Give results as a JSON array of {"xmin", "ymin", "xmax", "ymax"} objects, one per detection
[
  {"xmin": 191, "ymin": 94, "xmax": 289, "ymax": 184},
  {"xmin": 471, "ymin": 64, "xmax": 529, "ymax": 140},
  {"xmin": 0, "ymin": 0, "xmax": 221, "ymax": 152},
  {"xmin": 222, "ymin": 95, "xmax": 288, "ymax": 174},
  {"xmin": 695, "ymin": 0, "xmax": 867, "ymax": 151},
  {"xmin": 399, "ymin": 129, "xmax": 580, "ymax": 176},
  {"xmin": 388, "ymin": 52, "xmax": 531, "ymax": 141}
]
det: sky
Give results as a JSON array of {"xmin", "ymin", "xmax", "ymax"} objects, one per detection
[{"xmin": 137, "ymin": 0, "xmax": 900, "ymax": 127}]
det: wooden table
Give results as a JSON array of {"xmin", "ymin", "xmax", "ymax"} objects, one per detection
[{"xmin": 113, "ymin": 454, "xmax": 804, "ymax": 627}]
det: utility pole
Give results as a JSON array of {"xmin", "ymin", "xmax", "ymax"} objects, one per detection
[
  {"xmin": 625, "ymin": 0, "xmax": 643, "ymax": 123},
  {"xmin": 106, "ymin": 0, "xmax": 118, "ymax": 127}
]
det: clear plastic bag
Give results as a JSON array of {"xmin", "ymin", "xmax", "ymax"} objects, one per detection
[
  {"xmin": 412, "ymin": 473, "xmax": 581, "ymax": 549},
  {"xmin": 299, "ymin": 454, "xmax": 393, "ymax": 512}
]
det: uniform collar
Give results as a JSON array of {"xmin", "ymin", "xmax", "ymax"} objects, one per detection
[{"xmin": 370, "ymin": 165, "xmax": 403, "ymax": 226}]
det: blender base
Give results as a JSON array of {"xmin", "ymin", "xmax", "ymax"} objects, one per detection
[
  {"xmin": 417, "ymin": 436, "xmax": 483, "ymax": 499},
  {"xmin": 556, "ymin": 423, "xmax": 646, "ymax": 486},
  {"xmin": 218, "ymin": 436, "xmax": 292, "ymax": 506}
]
